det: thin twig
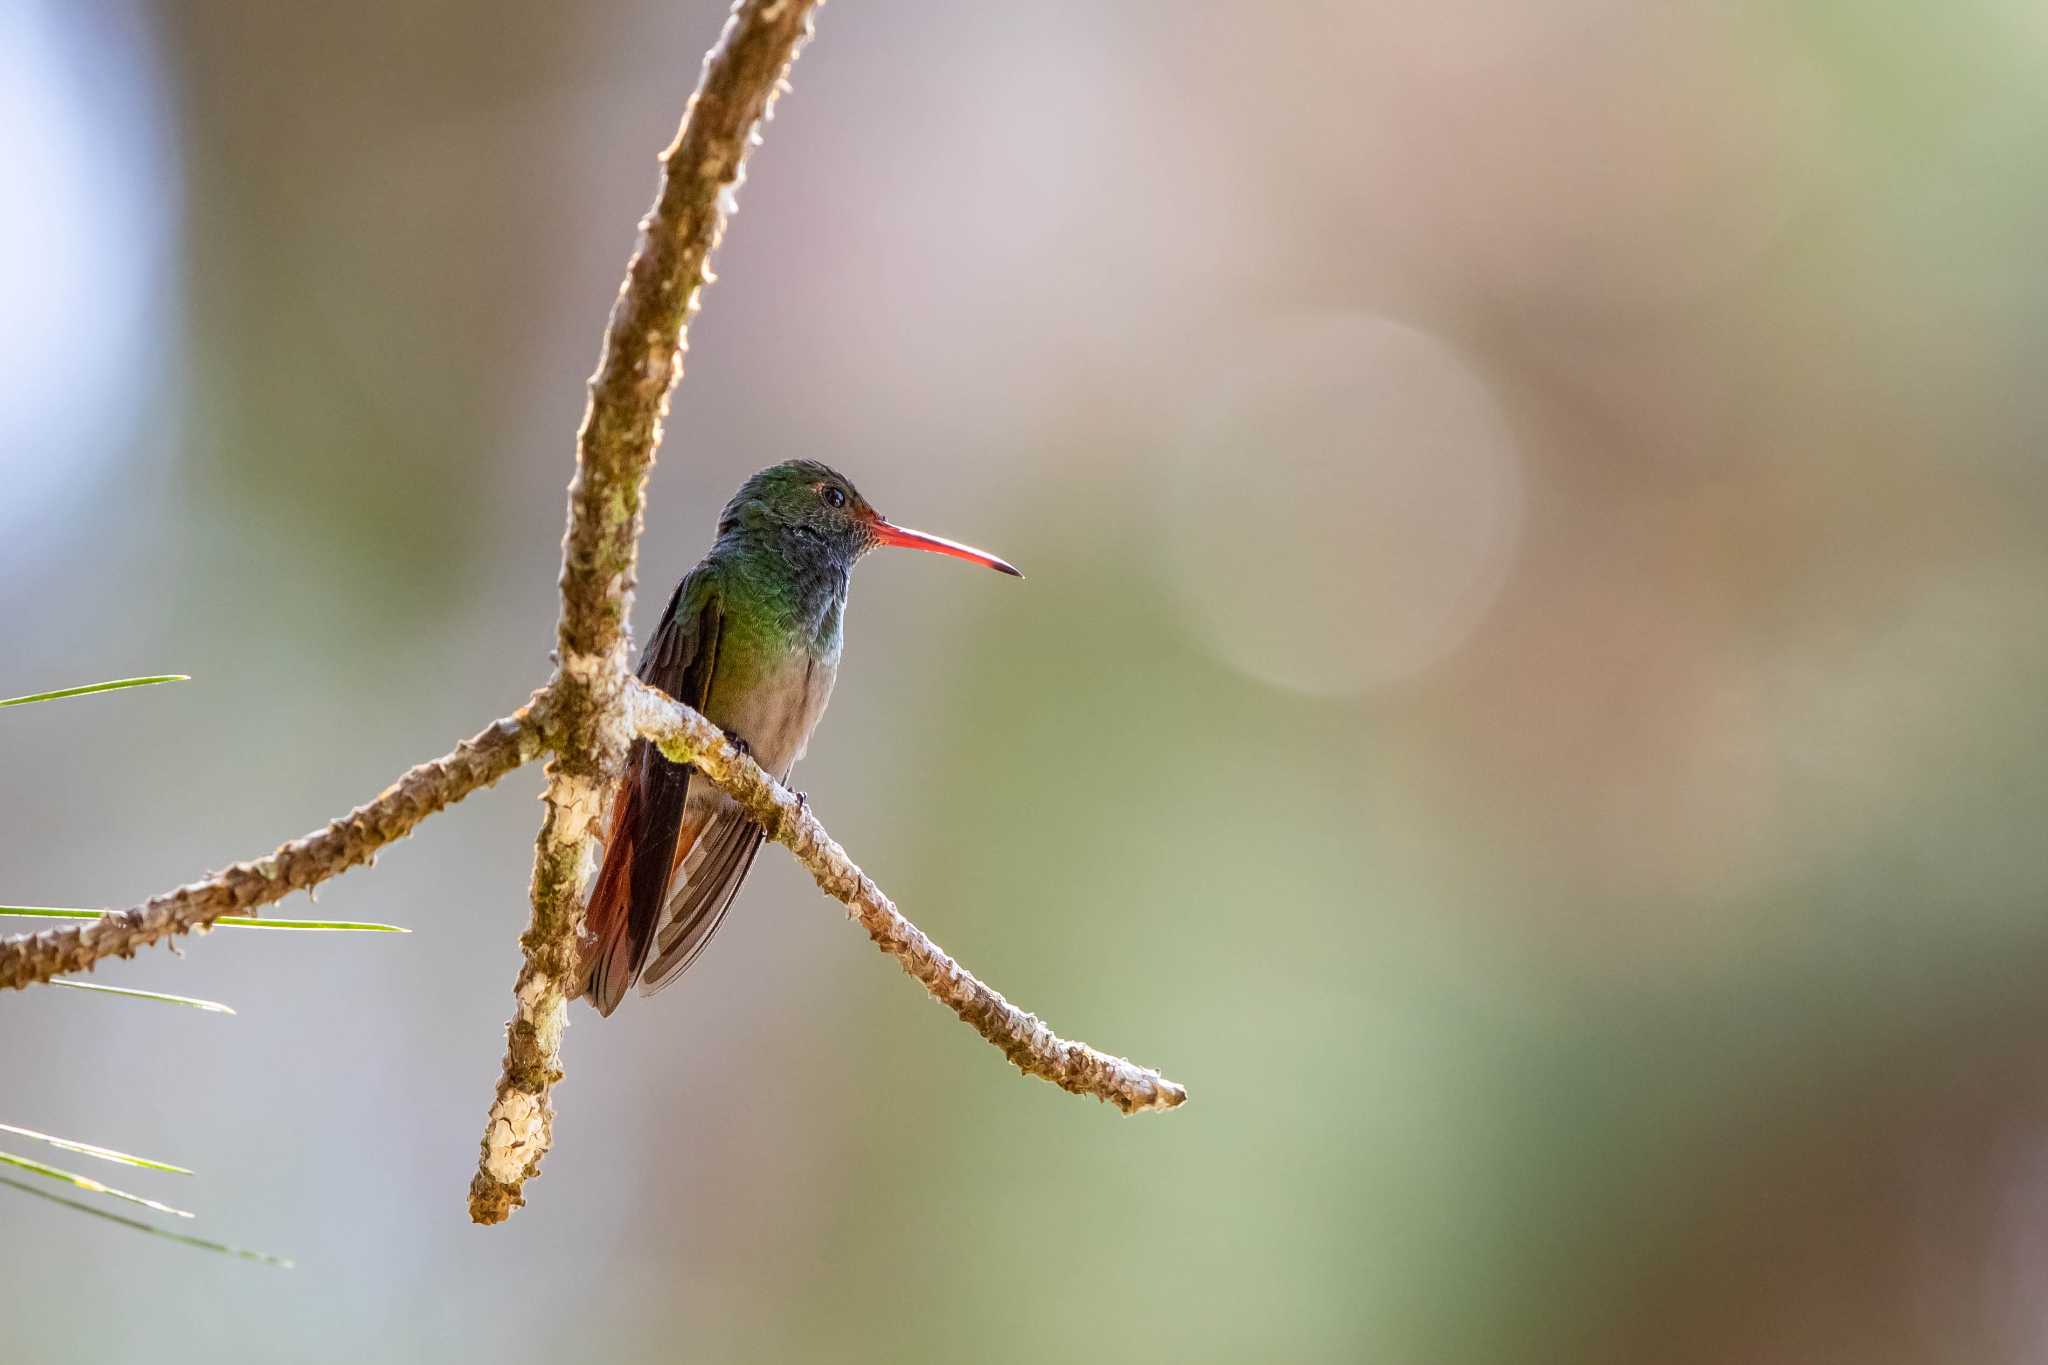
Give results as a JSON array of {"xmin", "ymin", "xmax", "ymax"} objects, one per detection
[
  {"xmin": 468, "ymin": 0, "xmax": 824, "ymax": 1226},
  {"xmin": 0, "ymin": 709, "xmax": 546, "ymax": 992},
  {"xmin": 625, "ymin": 679, "xmax": 1188, "ymax": 1114}
]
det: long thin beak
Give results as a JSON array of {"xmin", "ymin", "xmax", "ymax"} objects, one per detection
[{"xmin": 870, "ymin": 517, "xmax": 1023, "ymax": 577}]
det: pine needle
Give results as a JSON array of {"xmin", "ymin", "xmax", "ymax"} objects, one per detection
[
  {"xmin": 0, "ymin": 906, "xmax": 408, "ymax": 933},
  {"xmin": 0, "ymin": 676, "xmax": 190, "ymax": 708},
  {"xmin": 0, "ymin": 1175, "xmax": 292, "ymax": 1268},
  {"xmin": 0, "ymin": 1123, "xmax": 192, "ymax": 1176},
  {"xmin": 48, "ymin": 979, "xmax": 236, "ymax": 1014},
  {"xmin": 0, "ymin": 1150, "xmax": 193, "ymax": 1218}
]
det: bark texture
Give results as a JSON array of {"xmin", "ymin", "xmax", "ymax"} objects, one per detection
[
  {"xmin": 0, "ymin": 710, "xmax": 546, "ymax": 991},
  {"xmin": 625, "ymin": 680, "xmax": 1188, "ymax": 1114},
  {"xmin": 468, "ymin": 0, "xmax": 824, "ymax": 1226}
]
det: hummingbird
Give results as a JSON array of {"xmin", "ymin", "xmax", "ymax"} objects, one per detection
[{"xmin": 580, "ymin": 459, "xmax": 1021, "ymax": 1015}]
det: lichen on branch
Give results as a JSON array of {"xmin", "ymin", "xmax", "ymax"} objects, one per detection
[
  {"xmin": 468, "ymin": 0, "xmax": 826, "ymax": 1227},
  {"xmin": 0, "ymin": 709, "xmax": 547, "ymax": 992},
  {"xmin": 624, "ymin": 679, "xmax": 1188, "ymax": 1115}
]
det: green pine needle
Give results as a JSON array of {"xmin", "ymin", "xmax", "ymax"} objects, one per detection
[
  {"xmin": 0, "ymin": 906, "xmax": 408, "ymax": 933},
  {"xmin": 0, "ymin": 675, "xmax": 190, "ymax": 708},
  {"xmin": 0, "ymin": 1124, "xmax": 193, "ymax": 1176},
  {"xmin": 48, "ymin": 979, "xmax": 237, "ymax": 1014},
  {"xmin": 0, "ymin": 1151, "xmax": 194, "ymax": 1219},
  {"xmin": 0, "ymin": 1175, "xmax": 291, "ymax": 1268},
  {"xmin": 3, "ymin": 666, "xmax": 296, "ymax": 1269}
]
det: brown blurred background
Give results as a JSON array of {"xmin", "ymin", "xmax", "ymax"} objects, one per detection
[{"xmin": 7, "ymin": 1, "xmax": 2048, "ymax": 1360}]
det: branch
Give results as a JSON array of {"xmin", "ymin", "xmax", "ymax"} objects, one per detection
[
  {"xmin": 5, "ymin": 0, "xmax": 1180, "ymax": 1238},
  {"xmin": 625, "ymin": 679, "xmax": 1189, "ymax": 1114},
  {"xmin": 0, "ymin": 708, "xmax": 547, "ymax": 991},
  {"xmin": 469, "ymin": 0, "xmax": 823, "ymax": 1226}
]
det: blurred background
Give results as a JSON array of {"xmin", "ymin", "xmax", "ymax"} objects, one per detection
[{"xmin": 7, "ymin": 0, "xmax": 2048, "ymax": 1360}]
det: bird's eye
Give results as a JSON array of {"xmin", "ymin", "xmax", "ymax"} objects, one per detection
[{"xmin": 822, "ymin": 486, "xmax": 847, "ymax": 509}]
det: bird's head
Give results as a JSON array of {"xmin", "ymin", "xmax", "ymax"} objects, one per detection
[{"xmin": 718, "ymin": 460, "xmax": 1022, "ymax": 577}]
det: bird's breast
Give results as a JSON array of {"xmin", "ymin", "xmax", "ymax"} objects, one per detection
[{"xmin": 706, "ymin": 643, "xmax": 839, "ymax": 781}]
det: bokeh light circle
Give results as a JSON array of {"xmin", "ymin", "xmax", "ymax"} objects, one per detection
[{"xmin": 1160, "ymin": 314, "xmax": 1524, "ymax": 697}]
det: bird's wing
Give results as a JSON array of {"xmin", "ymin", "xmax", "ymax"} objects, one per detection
[
  {"xmin": 636, "ymin": 809, "xmax": 765, "ymax": 997},
  {"xmin": 581, "ymin": 567, "xmax": 724, "ymax": 1016}
]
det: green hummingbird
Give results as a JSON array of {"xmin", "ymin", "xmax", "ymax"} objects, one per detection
[{"xmin": 581, "ymin": 459, "xmax": 1021, "ymax": 1015}]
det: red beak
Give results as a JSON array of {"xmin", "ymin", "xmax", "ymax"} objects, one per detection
[{"xmin": 870, "ymin": 517, "xmax": 1023, "ymax": 577}]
